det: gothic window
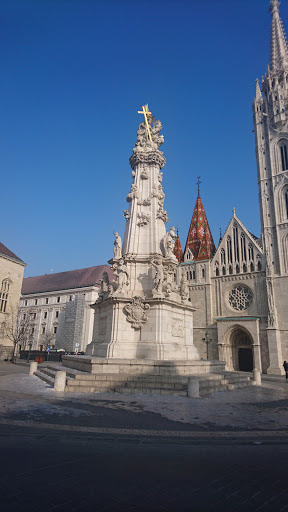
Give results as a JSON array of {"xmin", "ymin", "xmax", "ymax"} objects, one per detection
[
  {"xmin": 248, "ymin": 243, "xmax": 254, "ymax": 261},
  {"xmin": 256, "ymin": 254, "xmax": 262, "ymax": 271},
  {"xmin": 193, "ymin": 270, "xmax": 195, "ymax": 280},
  {"xmin": 190, "ymin": 271, "xmax": 192, "ymax": 280},
  {"xmin": 233, "ymin": 225, "xmax": 239, "ymax": 262},
  {"xmin": 285, "ymin": 189, "xmax": 288, "ymax": 218},
  {"xmin": 202, "ymin": 268, "xmax": 205, "ymax": 278},
  {"xmin": 240, "ymin": 233, "xmax": 247, "ymax": 262},
  {"xmin": 227, "ymin": 236, "xmax": 232, "ymax": 264},
  {"xmin": 243, "ymin": 263, "xmax": 247, "ymax": 273},
  {"xmin": 0, "ymin": 279, "xmax": 10, "ymax": 313},
  {"xmin": 229, "ymin": 265, "xmax": 233, "ymax": 275},
  {"xmin": 250, "ymin": 262, "xmax": 254, "ymax": 272},
  {"xmin": 280, "ymin": 141, "xmax": 288, "ymax": 171},
  {"xmin": 187, "ymin": 272, "xmax": 189, "ymax": 280},
  {"xmin": 215, "ymin": 262, "xmax": 219, "ymax": 277},
  {"xmin": 228, "ymin": 286, "xmax": 253, "ymax": 311},
  {"xmin": 186, "ymin": 250, "xmax": 192, "ymax": 261},
  {"xmin": 220, "ymin": 248, "xmax": 226, "ymax": 265},
  {"xmin": 236, "ymin": 264, "xmax": 240, "ymax": 274},
  {"xmin": 222, "ymin": 266, "xmax": 226, "ymax": 276}
]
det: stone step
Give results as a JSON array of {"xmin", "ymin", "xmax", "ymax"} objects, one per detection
[
  {"xmin": 113, "ymin": 387, "xmax": 187, "ymax": 397},
  {"xmin": 34, "ymin": 371, "xmax": 54, "ymax": 386},
  {"xmin": 66, "ymin": 378, "xmax": 186, "ymax": 390},
  {"xmin": 200, "ymin": 381, "xmax": 251, "ymax": 396}
]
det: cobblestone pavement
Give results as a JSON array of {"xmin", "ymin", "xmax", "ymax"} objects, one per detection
[
  {"xmin": 1, "ymin": 362, "xmax": 288, "ymax": 511},
  {"xmin": 0, "ymin": 362, "xmax": 287, "ymax": 438}
]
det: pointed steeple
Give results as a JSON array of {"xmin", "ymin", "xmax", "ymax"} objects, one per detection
[
  {"xmin": 173, "ymin": 230, "xmax": 183, "ymax": 263},
  {"xmin": 255, "ymin": 78, "xmax": 263, "ymax": 102},
  {"xmin": 184, "ymin": 193, "xmax": 216, "ymax": 262},
  {"xmin": 269, "ymin": 0, "xmax": 288, "ymax": 72}
]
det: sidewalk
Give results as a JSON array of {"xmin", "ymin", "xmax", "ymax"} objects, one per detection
[{"xmin": 0, "ymin": 361, "xmax": 287, "ymax": 440}]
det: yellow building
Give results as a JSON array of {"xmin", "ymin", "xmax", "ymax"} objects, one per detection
[{"xmin": 0, "ymin": 242, "xmax": 26, "ymax": 360}]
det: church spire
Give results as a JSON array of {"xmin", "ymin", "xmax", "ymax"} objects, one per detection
[
  {"xmin": 269, "ymin": 0, "xmax": 288, "ymax": 73},
  {"xmin": 183, "ymin": 188, "xmax": 216, "ymax": 262},
  {"xmin": 255, "ymin": 78, "xmax": 263, "ymax": 102},
  {"xmin": 173, "ymin": 229, "xmax": 183, "ymax": 263}
]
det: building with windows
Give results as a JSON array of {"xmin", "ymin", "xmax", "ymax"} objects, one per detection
[
  {"xmin": 174, "ymin": 0, "xmax": 288, "ymax": 375},
  {"xmin": 0, "ymin": 242, "xmax": 26, "ymax": 360},
  {"xmin": 19, "ymin": 265, "xmax": 114, "ymax": 353}
]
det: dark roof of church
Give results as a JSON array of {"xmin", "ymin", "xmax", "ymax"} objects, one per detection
[
  {"xmin": 0, "ymin": 242, "xmax": 25, "ymax": 264},
  {"xmin": 22, "ymin": 265, "xmax": 114, "ymax": 295}
]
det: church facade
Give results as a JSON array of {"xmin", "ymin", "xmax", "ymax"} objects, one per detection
[{"xmin": 175, "ymin": 0, "xmax": 288, "ymax": 375}]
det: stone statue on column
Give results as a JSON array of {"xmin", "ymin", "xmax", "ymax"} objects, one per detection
[{"xmin": 113, "ymin": 232, "xmax": 122, "ymax": 260}]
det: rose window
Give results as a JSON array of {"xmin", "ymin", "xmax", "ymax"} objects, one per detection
[{"xmin": 228, "ymin": 286, "xmax": 253, "ymax": 311}]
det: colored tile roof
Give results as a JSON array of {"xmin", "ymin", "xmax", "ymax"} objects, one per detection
[
  {"xmin": 184, "ymin": 195, "xmax": 216, "ymax": 261},
  {"xmin": 173, "ymin": 232, "xmax": 183, "ymax": 263},
  {"xmin": 0, "ymin": 242, "xmax": 25, "ymax": 264},
  {"xmin": 22, "ymin": 265, "xmax": 115, "ymax": 295}
]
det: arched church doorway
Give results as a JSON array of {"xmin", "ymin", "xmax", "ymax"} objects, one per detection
[
  {"xmin": 229, "ymin": 327, "xmax": 254, "ymax": 372},
  {"xmin": 238, "ymin": 347, "xmax": 253, "ymax": 372}
]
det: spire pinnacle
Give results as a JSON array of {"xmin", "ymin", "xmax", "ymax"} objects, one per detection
[
  {"xmin": 269, "ymin": 0, "xmax": 288, "ymax": 72},
  {"xmin": 196, "ymin": 176, "xmax": 201, "ymax": 197},
  {"xmin": 184, "ymin": 195, "xmax": 216, "ymax": 261},
  {"xmin": 255, "ymin": 78, "xmax": 263, "ymax": 102}
]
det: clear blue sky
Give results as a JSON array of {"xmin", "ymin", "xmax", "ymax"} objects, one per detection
[{"xmin": 2, "ymin": 0, "xmax": 286, "ymax": 277}]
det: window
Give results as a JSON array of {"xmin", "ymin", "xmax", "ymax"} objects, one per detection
[
  {"xmin": 23, "ymin": 314, "xmax": 26, "ymax": 320},
  {"xmin": 227, "ymin": 237, "xmax": 232, "ymax": 263},
  {"xmin": 45, "ymin": 298, "xmax": 49, "ymax": 304},
  {"xmin": 240, "ymin": 233, "xmax": 247, "ymax": 262},
  {"xmin": 285, "ymin": 189, "xmax": 288, "ymax": 218},
  {"xmin": 24, "ymin": 300, "xmax": 28, "ymax": 306},
  {"xmin": 42, "ymin": 327, "xmax": 45, "ymax": 334},
  {"xmin": 187, "ymin": 272, "xmax": 189, "ymax": 280},
  {"xmin": 55, "ymin": 311, "xmax": 59, "ymax": 318},
  {"xmin": 248, "ymin": 243, "xmax": 254, "ymax": 261},
  {"xmin": 0, "ymin": 279, "xmax": 10, "ymax": 313},
  {"xmin": 53, "ymin": 326, "xmax": 57, "ymax": 334},
  {"xmin": 57, "ymin": 296, "xmax": 60, "ymax": 303},
  {"xmin": 233, "ymin": 224, "xmax": 239, "ymax": 262},
  {"xmin": 193, "ymin": 270, "xmax": 196, "ymax": 280},
  {"xmin": 44, "ymin": 312, "xmax": 47, "ymax": 319},
  {"xmin": 220, "ymin": 249, "xmax": 226, "ymax": 265},
  {"xmin": 202, "ymin": 268, "xmax": 205, "ymax": 278},
  {"xmin": 31, "ymin": 327, "xmax": 35, "ymax": 335},
  {"xmin": 69, "ymin": 295, "xmax": 73, "ymax": 302},
  {"xmin": 190, "ymin": 271, "xmax": 192, "ymax": 280},
  {"xmin": 32, "ymin": 313, "xmax": 36, "ymax": 320},
  {"xmin": 34, "ymin": 299, "xmax": 38, "ymax": 305},
  {"xmin": 280, "ymin": 142, "xmax": 288, "ymax": 171}
]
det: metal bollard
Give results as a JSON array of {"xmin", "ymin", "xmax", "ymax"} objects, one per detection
[
  {"xmin": 29, "ymin": 361, "xmax": 38, "ymax": 375},
  {"xmin": 187, "ymin": 377, "xmax": 200, "ymax": 398},
  {"xmin": 253, "ymin": 369, "xmax": 262, "ymax": 385},
  {"xmin": 54, "ymin": 370, "xmax": 67, "ymax": 391}
]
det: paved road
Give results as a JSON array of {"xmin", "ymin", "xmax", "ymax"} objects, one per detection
[
  {"xmin": 1, "ymin": 425, "xmax": 288, "ymax": 512},
  {"xmin": 1, "ymin": 362, "xmax": 288, "ymax": 511}
]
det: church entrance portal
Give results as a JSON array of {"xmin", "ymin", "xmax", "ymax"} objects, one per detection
[
  {"xmin": 226, "ymin": 327, "xmax": 254, "ymax": 372},
  {"xmin": 238, "ymin": 347, "xmax": 253, "ymax": 372}
]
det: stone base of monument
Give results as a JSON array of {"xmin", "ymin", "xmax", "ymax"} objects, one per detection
[
  {"xmin": 61, "ymin": 355, "xmax": 225, "ymax": 376},
  {"xmin": 34, "ymin": 359, "xmax": 253, "ymax": 397}
]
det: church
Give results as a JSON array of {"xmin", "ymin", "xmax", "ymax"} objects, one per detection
[{"xmin": 173, "ymin": 0, "xmax": 288, "ymax": 375}]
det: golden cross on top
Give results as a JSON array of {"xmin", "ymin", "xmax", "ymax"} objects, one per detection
[{"xmin": 138, "ymin": 104, "xmax": 152, "ymax": 142}]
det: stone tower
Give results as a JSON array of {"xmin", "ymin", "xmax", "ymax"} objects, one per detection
[
  {"xmin": 86, "ymin": 106, "xmax": 200, "ymax": 361},
  {"xmin": 253, "ymin": 0, "xmax": 288, "ymax": 374}
]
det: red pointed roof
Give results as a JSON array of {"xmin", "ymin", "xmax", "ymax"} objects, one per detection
[
  {"xmin": 184, "ymin": 195, "xmax": 216, "ymax": 261},
  {"xmin": 173, "ymin": 232, "xmax": 183, "ymax": 263}
]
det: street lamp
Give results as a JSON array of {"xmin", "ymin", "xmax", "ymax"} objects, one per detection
[{"xmin": 202, "ymin": 332, "xmax": 212, "ymax": 360}]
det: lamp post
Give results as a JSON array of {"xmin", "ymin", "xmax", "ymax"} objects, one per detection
[
  {"xmin": 27, "ymin": 335, "xmax": 33, "ymax": 362},
  {"xmin": 202, "ymin": 332, "xmax": 212, "ymax": 360}
]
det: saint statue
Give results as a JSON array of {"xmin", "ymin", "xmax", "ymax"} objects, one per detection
[{"xmin": 113, "ymin": 232, "xmax": 122, "ymax": 260}]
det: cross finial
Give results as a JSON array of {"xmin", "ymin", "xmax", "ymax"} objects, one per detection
[
  {"xmin": 233, "ymin": 207, "xmax": 236, "ymax": 216},
  {"xmin": 137, "ymin": 104, "xmax": 153, "ymax": 142},
  {"xmin": 196, "ymin": 176, "xmax": 201, "ymax": 197}
]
